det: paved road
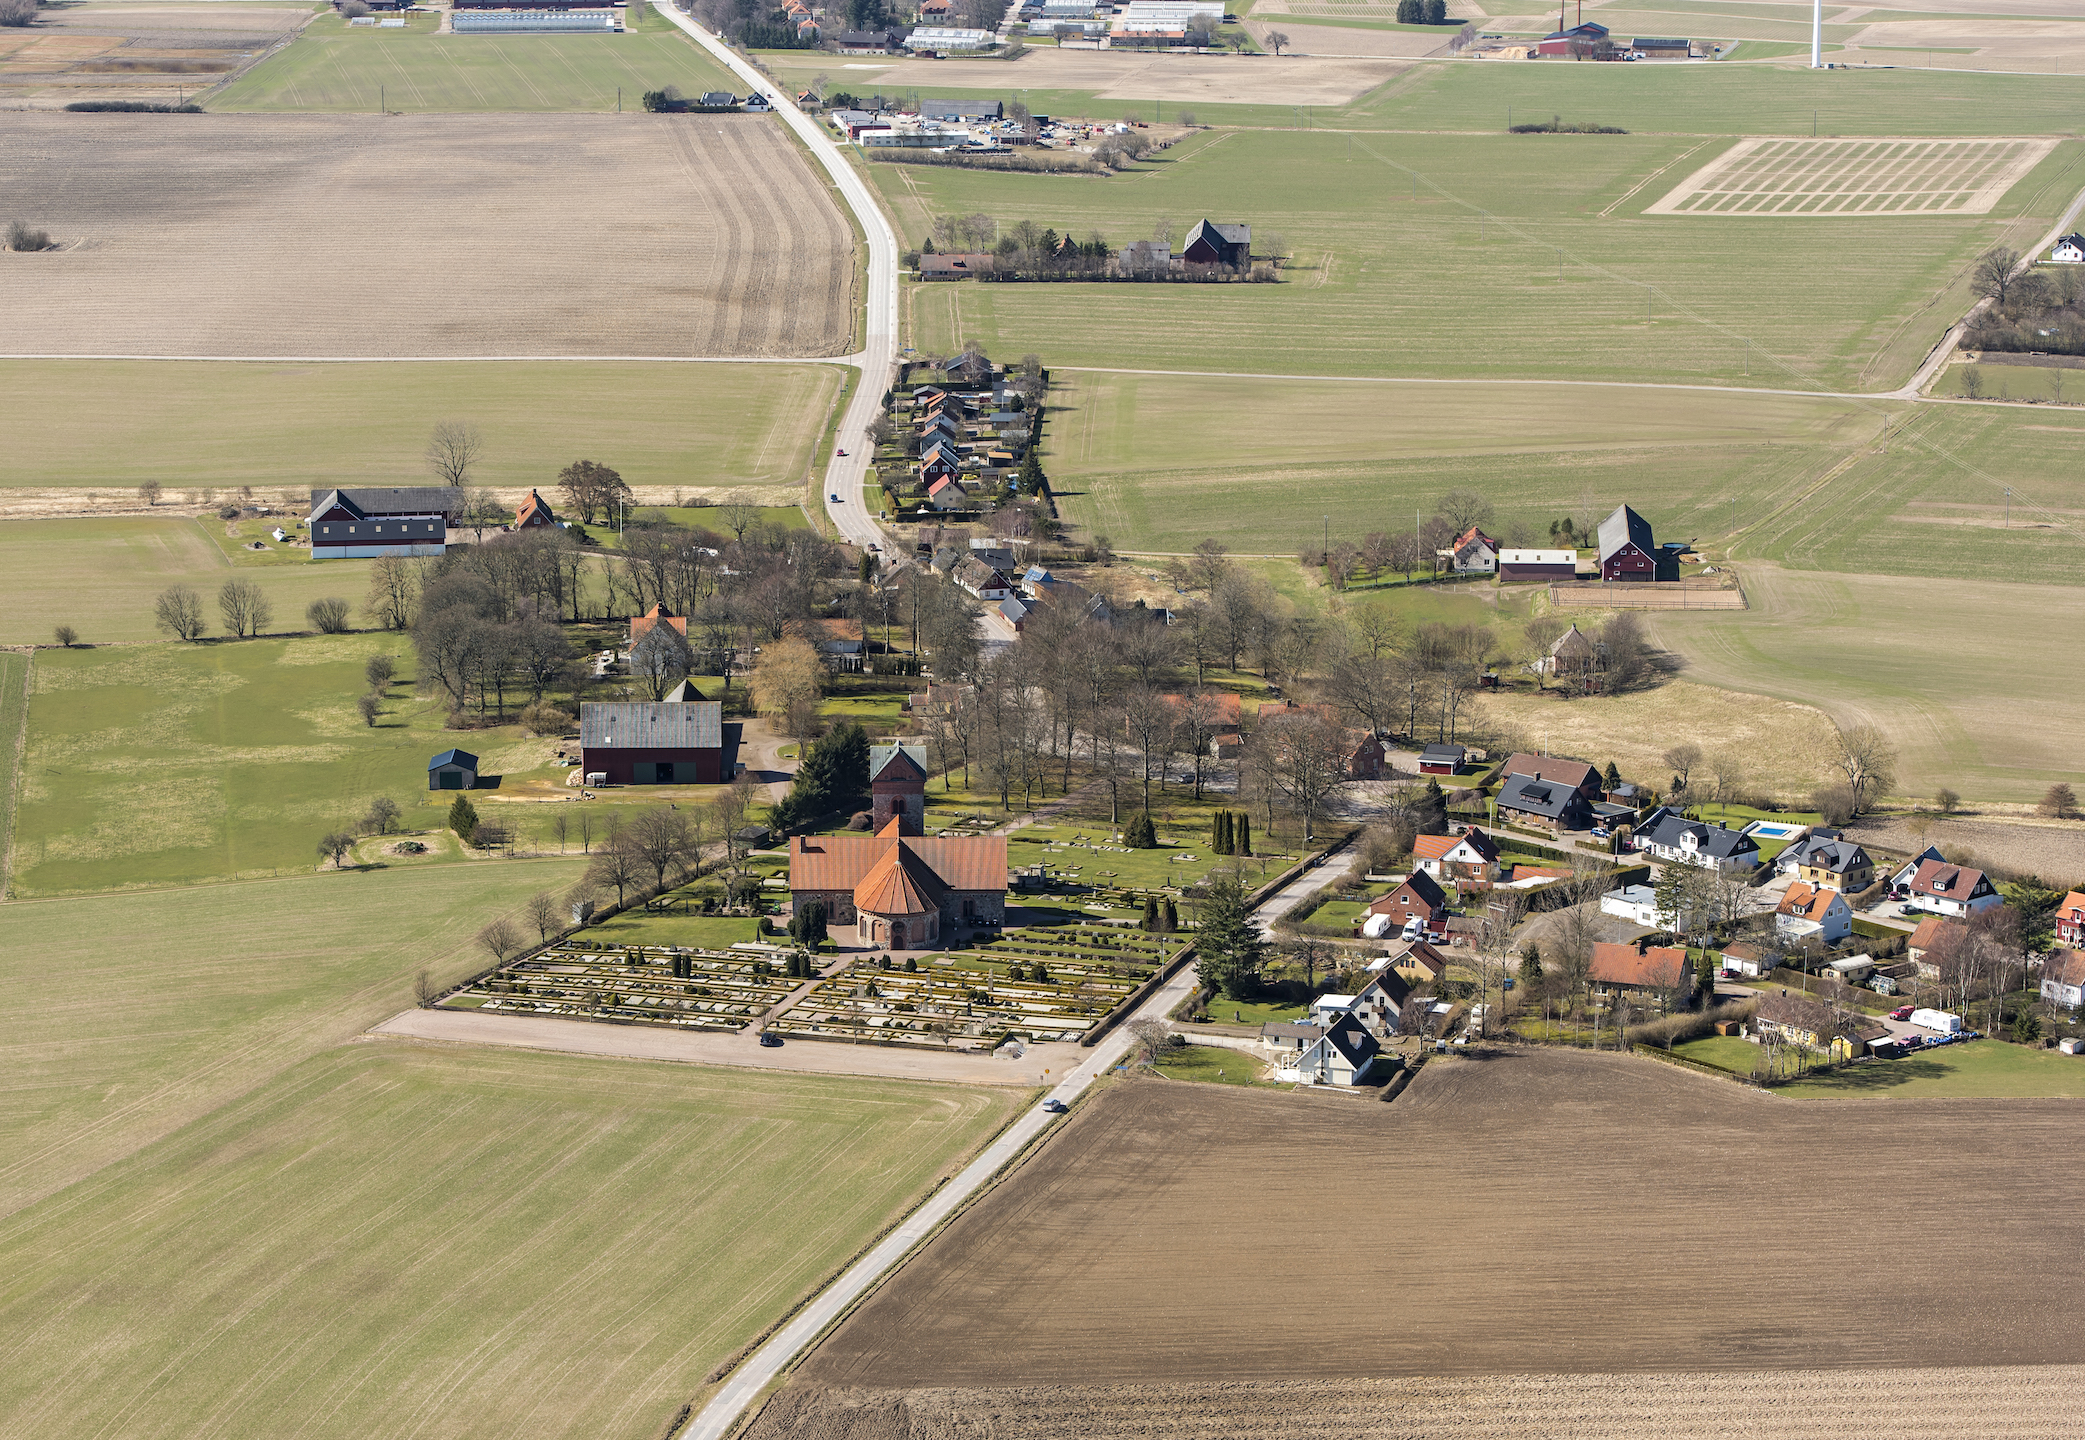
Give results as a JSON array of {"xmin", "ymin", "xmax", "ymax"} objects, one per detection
[
  {"xmin": 680, "ymin": 845, "xmax": 1357, "ymax": 1440},
  {"xmin": 651, "ymin": 3, "xmax": 897, "ymax": 552}
]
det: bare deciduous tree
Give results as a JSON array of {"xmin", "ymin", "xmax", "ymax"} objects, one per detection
[
  {"xmin": 153, "ymin": 586, "xmax": 207, "ymax": 642},
  {"xmin": 1832, "ymin": 723, "xmax": 1898, "ymax": 814},
  {"xmin": 1264, "ymin": 28, "xmax": 1289, "ymax": 53},
  {"xmin": 307, "ymin": 596, "xmax": 351, "ymax": 634},
  {"xmin": 52, "ymin": 624, "xmax": 77, "ymax": 648},
  {"xmin": 356, "ymin": 692, "xmax": 381, "ymax": 727},
  {"xmin": 363, "ymin": 796, "xmax": 402, "ymax": 834},
  {"xmin": 1662, "ymin": 741, "xmax": 1701, "ymax": 793},
  {"xmin": 426, "ymin": 420, "xmax": 485, "ymax": 488},
  {"xmin": 138, "ymin": 480, "xmax": 162, "ymax": 507},
  {"xmin": 1126, "ymin": 1018, "xmax": 1177, "ymax": 1067},
  {"xmin": 317, "ymin": 830, "xmax": 356, "ymax": 868},
  {"xmin": 477, "ymin": 916, "xmax": 522, "ymax": 963},
  {"xmin": 218, "ymin": 578, "xmax": 272, "ymax": 638},
  {"xmin": 526, "ymin": 889, "xmax": 562, "ymax": 941},
  {"xmin": 1434, "ymin": 488, "xmax": 1495, "ymax": 535},
  {"xmin": 1972, "ymin": 246, "xmax": 2022, "ymax": 305}
]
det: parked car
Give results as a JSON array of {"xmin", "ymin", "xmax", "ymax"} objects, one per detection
[
  {"xmin": 758, "ymin": 1032, "xmax": 783, "ymax": 1047},
  {"xmin": 1891, "ymin": 1006, "xmax": 1915, "ymax": 1020},
  {"xmin": 1041, "ymin": 1098, "xmax": 1067, "ymax": 1114}
]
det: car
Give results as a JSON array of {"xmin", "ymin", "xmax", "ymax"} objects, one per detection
[
  {"xmin": 1891, "ymin": 1006, "xmax": 1915, "ymax": 1021},
  {"xmin": 829, "ymin": 493, "xmax": 841, "ymax": 503},
  {"xmin": 836, "ymin": 447, "xmax": 847, "ymax": 456},
  {"xmin": 757, "ymin": 1032, "xmax": 783, "ymax": 1047},
  {"xmin": 1041, "ymin": 1098, "xmax": 1068, "ymax": 1113}
]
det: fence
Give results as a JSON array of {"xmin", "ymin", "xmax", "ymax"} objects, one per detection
[{"xmin": 1631, "ymin": 1042, "xmax": 1762, "ymax": 1087}]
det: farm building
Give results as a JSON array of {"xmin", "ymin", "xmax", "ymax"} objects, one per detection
[
  {"xmin": 833, "ymin": 29, "xmax": 900, "ymax": 50},
  {"xmin": 451, "ymin": 10, "xmax": 617, "ymax": 30},
  {"xmin": 1631, "ymin": 35, "xmax": 1689, "ymax": 56},
  {"xmin": 1412, "ymin": 830, "xmax": 1500, "ymax": 884},
  {"xmin": 2056, "ymin": 891, "xmax": 2085, "ymax": 948},
  {"xmin": 578, "ymin": 698, "xmax": 738, "ymax": 785},
  {"xmin": 1181, "ymin": 219, "xmax": 1251, "ymax": 269},
  {"xmin": 917, "ymin": 98, "xmax": 1003, "ymax": 120},
  {"xmin": 1497, "ymin": 547, "xmax": 1578, "ymax": 583},
  {"xmin": 2051, "ymin": 233, "xmax": 2085, "ymax": 264},
  {"xmin": 1776, "ymin": 882, "xmax": 1852, "ymax": 945},
  {"xmin": 788, "ymin": 817, "xmax": 1008, "ymax": 949},
  {"xmin": 1418, "ymin": 742, "xmax": 1466, "ymax": 775},
  {"xmin": 920, "ymin": 253, "xmax": 996, "ymax": 280},
  {"xmin": 904, "ymin": 25, "xmax": 996, "ymax": 48},
  {"xmin": 1443, "ymin": 526, "xmax": 1499, "ymax": 574},
  {"xmin": 513, "ymin": 489, "xmax": 559, "ymax": 530},
  {"xmin": 1597, "ymin": 504, "xmax": 1675, "ymax": 583},
  {"xmin": 1903, "ymin": 859, "xmax": 2002, "ymax": 917},
  {"xmin": 307, "ymin": 487, "xmax": 456, "ymax": 560},
  {"xmin": 1535, "ymin": 623, "xmax": 1602, "ymax": 680},
  {"xmin": 427, "ymin": 749, "xmax": 479, "ymax": 790},
  {"xmin": 1535, "ymin": 19, "xmax": 1608, "ymax": 54}
]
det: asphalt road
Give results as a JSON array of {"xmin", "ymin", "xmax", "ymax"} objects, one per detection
[{"xmin": 651, "ymin": 3, "xmax": 897, "ymax": 552}]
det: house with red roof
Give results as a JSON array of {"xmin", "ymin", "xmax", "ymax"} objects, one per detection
[
  {"xmin": 2055, "ymin": 891, "xmax": 2085, "ymax": 949},
  {"xmin": 1411, "ymin": 829, "xmax": 1500, "ymax": 884},
  {"xmin": 1442, "ymin": 525, "xmax": 1499, "ymax": 574},
  {"xmin": 628, "ymin": 603, "xmax": 688, "ymax": 647},
  {"xmin": 1589, "ymin": 941, "xmax": 1691, "ymax": 1002},
  {"xmin": 513, "ymin": 488, "xmax": 559, "ymax": 530},
  {"xmin": 1903, "ymin": 858, "xmax": 2001, "ymax": 918}
]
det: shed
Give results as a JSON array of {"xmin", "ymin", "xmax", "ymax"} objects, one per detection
[{"xmin": 428, "ymin": 748, "xmax": 479, "ymax": 791}]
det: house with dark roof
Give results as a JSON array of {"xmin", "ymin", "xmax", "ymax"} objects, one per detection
[
  {"xmin": 579, "ymin": 699, "xmax": 738, "ymax": 785},
  {"xmin": 513, "ymin": 488, "xmax": 559, "ymax": 530},
  {"xmin": 2051, "ymin": 232, "xmax": 2085, "ymax": 265},
  {"xmin": 1903, "ymin": 858, "xmax": 2001, "ymax": 917},
  {"xmin": 920, "ymin": 253, "xmax": 996, "ymax": 281},
  {"xmin": 1418, "ymin": 742, "xmax": 1466, "ymax": 775},
  {"xmin": 950, "ymin": 554, "xmax": 1013, "ymax": 599},
  {"xmin": 1293, "ymin": 1015, "xmax": 1381, "ymax": 1086},
  {"xmin": 1633, "ymin": 808, "xmax": 1759, "ymax": 872},
  {"xmin": 307, "ymin": 487, "xmax": 457, "ymax": 560},
  {"xmin": 1260, "ymin": 1020, "xmax": 1322, "ymax": 1057},
  {"xmin": 1383, "ymin": 938, "xmax": 1451, "ymax": 985},
  {"xmin": 1496, "ymin": 772, "xmax": 1594, "ymax": 832},
  {"xmin": 1597, "ymin": 503, "xmax": 1672, "ymax": 582},
  {"xmin": 427, "ymin": 748, "xmax": 479, "ymax": 791},
  {"xmin": 788, "ymin": 817, "xmax": 1007, "ymax": 949},
  {"xmin": 1181, "ymin": 219, "xmax": 1251, "ymax": 269},
  {"xmin": 1349, "ymin": 968, "xmax": 1413, "ymax": 1038},
  {"xmin": 1793, "ymin": 837, "xmax": 1873, "ymax": 892},
  {"xmin": 1365, "ymin": 872, "xmax": 1449, "ymax": 930}
]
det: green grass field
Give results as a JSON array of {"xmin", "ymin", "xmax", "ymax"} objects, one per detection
[
  {"xmin": 1673, "ymin": 1034, "xmax": 1764, "ymax": 1073},
  {"xmin": 893, "ymin": 127, "xmax": 2084, "ymax": 390},
  {"xmin": 0, "ymin": 360, "xmax": 841, "ymax": 495},
  {"xmin": 1046, "ymin": 369, "xmax": 1882, "ymax": 552},
  {"xmin": 210, "ymin": 8, "xmax": 739, "ymax": 111},
  {"xmin": 1779, "ymin": 1038, "xmax": 2085, "ymax": 1098},
  {"xmin": 0, "ymin": 859, "xmax": 586, "ymax": 1216},
  {"xmin": 1154, "ymin": 1044, "xmax": 1275, "ymax": 1085},
  {"xmin": 0, "ymin": 1042, "xmax": 1015, "ymax": 1440},
  {"xmin": 11, "ymin": 634, "xmax": 567, "ymax": 893}
]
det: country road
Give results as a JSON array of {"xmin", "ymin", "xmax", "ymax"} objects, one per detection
[
  {"xmin": 678, "ymin": 843, "xmax": 1357, "ymax": 1440},
  {"xmin": 651, "ymin": 1, "xmax": 898, "ymax": 552}
]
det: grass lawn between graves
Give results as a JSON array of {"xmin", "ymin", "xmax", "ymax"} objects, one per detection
[
  {"xmin": 1778, "ymin": 1038, "xmax": 2085, "ymax": 1099},
  {"xmin": 210, "ymin": 7, "xmax": 740, "ymax": 111},
  {"xmin": 0, "ymin": 1041, "xmax": 1018, "ymax": 1440}
]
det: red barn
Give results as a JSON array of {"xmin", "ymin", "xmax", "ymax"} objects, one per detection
[{"xmin": 579, "ymin": 699, "xmax": 738, "ymax": 785}]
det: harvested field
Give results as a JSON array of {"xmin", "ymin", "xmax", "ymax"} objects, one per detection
[
  {"xmin": 0, "ymin": 5, "xmax": 307, "ymax": 108},
  {"xmin": 1548, "ymin": 578, "xmax": 1747, "ymax": 610},
  {"xmin": 748, "ymin": 1368, "xmax": 2085, "ymax": 1439},
  {"xmin": 1645, "ymin": 136, "xmax": 2056, "ymax": 217},
  {"xmin": 1847, "ymin": 811, "xmax": 2085, "ymax": 884},
  {"xmin": 792, "ymin": 1050, "xmax": 2085, "ymax": 1388},
  {"xmin": 0, "ymin": 114, "xmax": 852, "ymax": 358}
]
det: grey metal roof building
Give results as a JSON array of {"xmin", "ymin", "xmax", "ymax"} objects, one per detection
[{"xmin": 581, "ymin": 701, "xmax": 723, "ymax": 751}]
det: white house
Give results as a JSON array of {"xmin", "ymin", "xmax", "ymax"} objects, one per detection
[
  {"xmin": 1311, "ymin": 993, "xmax": 1358, "ymax": 1028},
  {"xmin": 1776, "ymin": 882, "xmax": 1852, "ymax": 946},
  {"xmin": 1349, "ymin": 969, "xmax": 1412, "ymax": 1039},
  {"xmin": 1293, "ymin": 1018, "xmax": 1381, "ymax": 1086},
  {"xmin": 2052, "ymin": 232, "xmax": 2085, "ymax": 264},
  {"xmin": 2041, "ymin": 950, "xmax": 2085, "ymax": 1010},
  {"xmin": 1902, "ymin": 858, "xmax": 2002, "ymax": 917},
  {"xmin": 1634, "ymin": 809, "xmax": 1759, "ymax": 872},
  {"xmin": 1601, "ymin": 883, "xmax": 1697, "ymax": 930}
]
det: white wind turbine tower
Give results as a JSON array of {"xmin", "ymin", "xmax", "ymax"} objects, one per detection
[{"xmin": 1811, "ymin": 0, "xmax": 1822, "ymax": 67}]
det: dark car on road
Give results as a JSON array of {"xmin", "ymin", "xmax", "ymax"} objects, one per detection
[{"xmin": 758, "ymin": 1032, "xmax": 783, "ymax": 1047}]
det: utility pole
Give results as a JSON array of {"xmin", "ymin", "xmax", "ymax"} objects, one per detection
[
  {"xmin": 1323, "ymin": 514, "xmax": 1329, "ymax": 558},
  {"xmin": 2005, "ymin": 487, "xmax": 2012, "ymax": 528}
]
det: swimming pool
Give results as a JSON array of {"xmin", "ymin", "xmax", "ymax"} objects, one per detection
[{"xmin": 1744, "ymin": 821, "xmax": 1803, "ymax": 840}]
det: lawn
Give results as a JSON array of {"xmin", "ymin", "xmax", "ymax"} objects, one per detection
[
  {"xmin": 1673, "ymin": 1034, "xmax": 1763, "ymax": 1074},
  {"xmin": 1201, "ymin": 995, "xmax": 1310, "ymax": 1026},
  {"xmin": 0, "ymin": 360, "xmax": 841, "ymax": 497},
  {"xmin": 1779, "ymin": 1038, "xmax": 2085, "ymax": 1098},
  {"xmin": 12, "ymin": 634, "xmax": 568, "ymax": 893},
  {"xmin": 0, "ymin": 1042, "xmax": 1016, "ymax": 1440},
  {"xmin": 1045, "ymin": 369, "xmax": 1883, "ymax": 554},
  {"xmin": 591, "ymin": 504, "xmax": 812, "ymax": 553},
  {"xmin": 0, "ymin": 858, "xmax": 586, "ymax": 1217},
  {"xmin": 1004, "ymin": 818, "xmax": 1292, "ymax": 894},
  {"xmin": 890, "ymin": 127, "xmax": 2084, "ymax": 390},
  {"xmin": 582, "ymin": 906, "xmax": 763, "ymax": 950},
  {"xmin": 210, "ymin": 8, "xmax": 739, "ymax": 111},
  {"xmin": 1154, "ymin": 1044, "xmax": 1276, "ymax": 1085}
]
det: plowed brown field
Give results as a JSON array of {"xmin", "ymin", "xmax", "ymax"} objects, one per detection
[
  {"xmin": 752, "ymin": 1050, "xmax": 2085, "ymax": 1434},
  {"xmin": 0, "ymin": 114, "xmax": 851, "ymax": 358}
]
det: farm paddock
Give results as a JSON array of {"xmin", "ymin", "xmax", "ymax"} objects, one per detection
[
  {"xmin": 786, "ymin": 1050, "xmax": 2085, "ymax": 1393},
  {"xmin": 1646, "ymin": 136, "xmax": 2057, "ymax": 217},
  {"xmin": 0, "ymin": 115, "xmax": 852, "ymax": 359}
]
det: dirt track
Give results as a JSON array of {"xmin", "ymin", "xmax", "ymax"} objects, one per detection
[
  {"xmin": 0, "ymin": 115, "xmax": 852, "ymax": 358},
  {"xmin": 772, "ymin": 1049, "xmax": 2085, "ymax": 1408}
]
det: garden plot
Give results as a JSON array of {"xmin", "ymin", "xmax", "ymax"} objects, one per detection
[
  {"xmin": 1645, "ymin": 136, "xmax": 2055, "ymax": 216},
  {"xmin": 768, "ymin": 932, "xmax": 1169, "ymax": 1046},
  {"xmin": 449, "ymin": 941, "xmax": 795, "ymax": 1030}
]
